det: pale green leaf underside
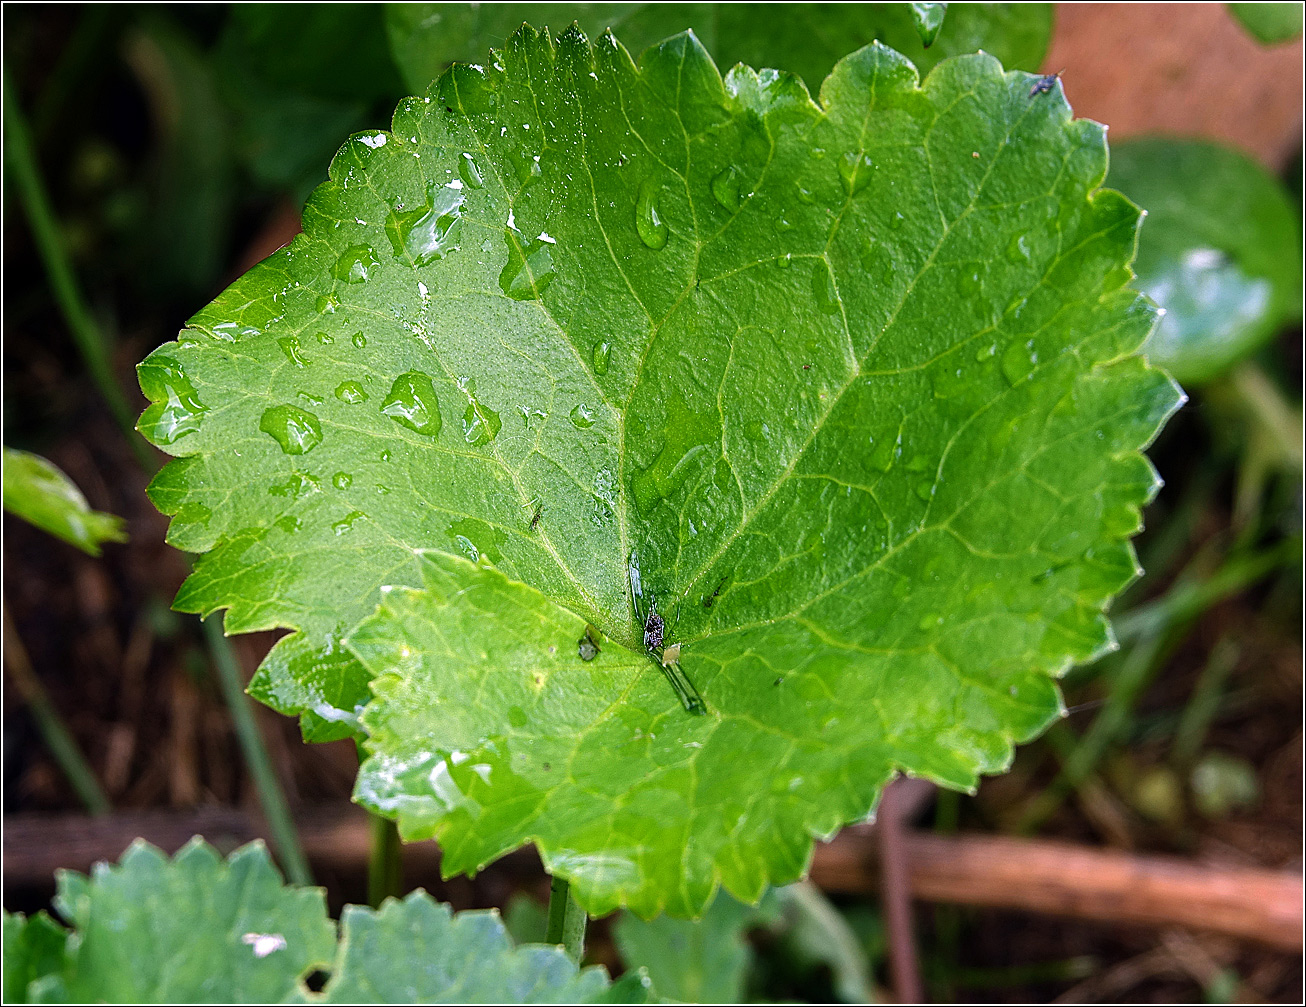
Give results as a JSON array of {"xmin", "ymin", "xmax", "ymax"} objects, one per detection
[
  {"xmin": 138, "ymin": 29, "xmax": 1181, "ymax": 915},
  {"xmin": 2, "ymin": 447, "xmax": 128, "ymax": 557},
  {"xmin": 9, "ymin": 840, "xmax": 624, "ymax": 1004}
]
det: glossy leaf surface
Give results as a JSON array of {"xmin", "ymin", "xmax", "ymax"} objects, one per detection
[
  {"xmin": 138, "ymin": 29, "xmax": 1181, "ymax": 915},
  {"xmin": 2, "ymin": 447, "xmax": 127, "ymax": 556},
  {"xmin": 1108, "ymin": 137, "xmax": 1302, "ymax": 385},
  {"xmin": 386, "ymin": 3, "xmax": 1052, "ymax": 94}
]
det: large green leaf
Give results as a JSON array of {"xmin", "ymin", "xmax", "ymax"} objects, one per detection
[
  {"xmin": 4, "ymin": 839, "xmax": 636, "ymax": 1004},
  {"xmin": 2, "ymin": 447, "xmax": 127, "ymax": 556},
  {"xmin": 137, "ymin": 28, "xmax": 1181, "ymax": 914},
  {"xmin": 385, "ymin": 3, "xmax": 1052, "ymax": 94},
  {"xmin": 1108, "ymin": 137, "xmax": 1303, "ymax": 385}
]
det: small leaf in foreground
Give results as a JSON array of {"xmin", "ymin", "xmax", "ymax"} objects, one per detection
[
  {"xmin": 294, "ymin": 891, "xmax": 620, "ymax": 1003},
  {"xmin": 4, "ymin": 839, "xmax": 635, "ymax": 1004},
  {"xmin": 44, "ymin": 838, "xmax": 335, "ymax": 1003},
  {"xmin": 2, "ymin": 447, "xmax": 128, "ymax": 556},
  {"xmin": 1108, "ymin": 137, "xmax": 1302, "ymax": 385}
]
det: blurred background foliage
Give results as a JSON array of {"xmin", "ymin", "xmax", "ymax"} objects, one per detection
[{"xmin": 2, "ymin": 3, "xmax": 1301, "ymax": 1003}]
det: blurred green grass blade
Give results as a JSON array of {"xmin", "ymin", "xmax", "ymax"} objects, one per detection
[
  {"xmin": 204, "ymin": 615, "xmax": 313, "ymax": 887},
  {"xmin": 2, "ymin": 605, "xmax": 112, "ymax": 817},
  {"xmin": 3, "ymin": 69, "xmax": 147, "ymax": 464}
]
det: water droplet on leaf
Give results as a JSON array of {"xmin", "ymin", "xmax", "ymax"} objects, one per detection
[
  {"xmin": 498, "ymin": 231, "xmax": 555, "ymax": 300},
  {"xmin": 333, "ymin": 511, "xmax": 366, "ymax": 535},
  {"xmin": 277, "ymin": 336, "xmax": 309, "ymax": 367},
  {"xmin": 631, "ymin": 391, "xmax": 716, "ymax": 514},
  {"xmin": 839, "ymin": 151, "xmax": 874, "ymax": 195},
  {"xmin": 381, "ymin": 371, "xmax": 442, "ymax": 437},
  {"xmin": 259, "ymin": 405, "xmax": 323, "ymax": 455},
  {"xmin": 386, "ymin": 181, "xmax": 464, "ymax": 266},
  {"xmin": 569, "ymin": 403, "xmax": 595, "ymax": 428},
  {"xmin": 335, "ymin": 380, "xmax": 368, "ymax": 404},
  {"xmin": 1001, "ymin": 340, "xmax": 1039, "ymax": 385},
  {"xmin": 869, "ymin": 430, "xmax": 902, "ymax": 473},
  {"xmin": 710, "ymin": 166, "xmax": 741, "ymax": 211},
  {"xmin": 459, "ymin": 377, "xmax": 501, "ymax": 445},
  {"xmin": 268, "ymin": 472, "xmax": 320, "ymax": 498},
  {"xmin": 635, "ymin": 179, "xmax": 668, "ymax": 249},
  {"xmin": 332, "ymin": 245, "xmax": 381, "ymax": 284},
  {"xmin": 812, "ymin": 262, "xmax": 839, "ymax": 314},
  {"xmin": 458, "ymin": 152, "xmax": 484, "ymax": 188}
]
